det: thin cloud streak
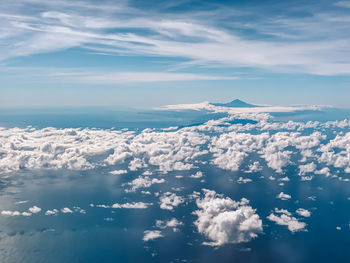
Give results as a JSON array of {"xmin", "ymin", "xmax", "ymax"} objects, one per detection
[{"xmin": 55, "ymin": 72, "xmax": 238, "ymax": 83}]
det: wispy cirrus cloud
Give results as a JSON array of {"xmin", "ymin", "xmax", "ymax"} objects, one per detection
[
  {"xmin": 1, "ymin": 0, "xmax": 350, "ymax": 75},
  {"xmin": 335, "ymin": 1, "xmax": 350, "ymax": 8}
]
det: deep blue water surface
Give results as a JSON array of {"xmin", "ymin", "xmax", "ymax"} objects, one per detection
[{"xmin": 0, "ymin": 107, "xmax": 349, "ymax": 263}]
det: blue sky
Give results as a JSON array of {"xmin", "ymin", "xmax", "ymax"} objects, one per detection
[{"xmin": 1, "ymin": 0, "xmax": 350, "ymax": 108}]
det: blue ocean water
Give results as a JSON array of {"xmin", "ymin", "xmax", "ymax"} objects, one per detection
[
  {"xmin": 0, "ymin": 107, "xmax": 349, "ymax": 263},
  {"xmin": 0, "ymin": 107, "xmax": 228, "ymax": 129}
]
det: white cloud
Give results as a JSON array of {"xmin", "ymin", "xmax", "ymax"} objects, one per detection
[
  {"xmin": 15, "ymin": 200, "xmax": 28, "ymax": 204},
  {"xmin": 28, "ymin": 206, "xmax": 41, "ymax": 214},
  {"xmin": 194, "ymin": 189, "xmax": 262, "ymax": 246},
  {"xmin": 237, "ymin": 177, "xmax": 252, "ymax": 184},
  {"xmin": 73, "ymin": 206, "xmax": 86, "ymax": 214},
  {"xmin": 318, "ymin": 132, "xmax": 350, "ymax": 170},
  {"xmin": 296, "ymin": 208, "xmax": 311, "ymax": 217},
  {"xmin": 1, "ymin": 210, "xmax": 21, "ymax": 216},
  {"xmin": 92, "ymin": 202, "xmax": 152, "ymax": 209},
  {"xmin": 0, "ymin": 114, "xmax": 349, "ymax": 179},
  {"xmin": 125, "ymin": 176, "xmax": 165, "ymax": 192},
  {"xmin": 299, "ymin": 162, "xmax": 317, "ymax": 175},
  {"xmin": 155, "ymin": 218, "xmax": 183, "ymax": 232},
  {"xmin": 1, "ymin": 0, "xmax": 350, "ymax": 75},
  {"xmin": 190, "ymin": 171, "xmax": 203, "ymax": 178},
  {"xmin": 61, "ymin": 207, "xmax": 73, "ymax": 213},
  {"xmin": 246, "ymin": 161, "xmax": 263, "ymax": 173},
  {"xmin": 143, "ymin": 230, "xmax": 163, "ymax": 242},
  {"xmin": 277, "ymin": 192, "xmax": 291, "ymax": 200},
  {"xmin": 45, "ymin": 209, "xmax": 59, "ymax": 216},
  {"xmin": 110, "ymin": 169, "xmax": 128, "ymax": 175},
  {"xmin": 267, "ymin": 208, "xmax": 306, "ymax": 232},
  {"xmin": 209, "ymin": 132, "xmax": 268, "ymax": 172},
  {"xmin": 315, "ymin": 167, "xmax": 331, "ymax": 177},
  {"xmin": 63, "ymin": 72, "xmax": 237, "ymax": 84},
  {"xmin": 335, "ymin": 1, "xmax": 350, "ymax": 8},
  {"xmin": 112, "ymin": 202, "xmax": 152, "ymax": 209},
  {"xmin": 1, "ymin": 210, "xmax": 31, "ymax": 216},
  {"xmin": 159, "ymin": 192, "xmax": 184, "ymax": 210},
  {"xmin": 279, "ymin": 176, "xmax": 290, "ymax": 182},
  {"xmin": 22, "ymin": 212, "xmax": 32, "ymax": 216}
]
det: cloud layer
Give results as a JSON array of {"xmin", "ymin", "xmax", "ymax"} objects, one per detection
[{"xmin": 194, "ymin": 189, "xmax": 263, "ymax": 246}]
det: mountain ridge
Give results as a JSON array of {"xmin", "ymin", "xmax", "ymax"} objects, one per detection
[{"xmin": 211, "ymin": 99, "xmax": 259, "ymax": 108}]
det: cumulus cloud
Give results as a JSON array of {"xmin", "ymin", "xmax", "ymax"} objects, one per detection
[
  {"xmin": 246, "ymin": 161, "xmax": 263, "ymax": 173},
  {"xmin": 160, "ymin": 192, "xmax": 184, "ymax": 210},
  {"xmin": 1, "ymin": 210, "xmax": 29, "ymax": 216},
  {"xmin": 61, "ymin": 207, "xmax": 73, "ymax": 213},
  {"xmin": 28, "ymin": 206, "xmax": 41, "ymax": 214},
  {"xmin": 143, "ymin": 230, "xmax": 163, "ymax": 242},
  {"xmin": 296, "ymin": 208, "xmax": 311, "ymax": 217},
  {"xmin": 315, "ymin": 167, "xmax": 331, "ymax": 177},
  {"xmin": 73, "ymin": 206, "xmax": 86, "ymax": 214},
  {"xmin": 112, "ymin": 202, "xmax": 152, "ymax": 209},
  {"xmin": 92, "ymin": 201, "xmax": 152, "ymax": 209},
  {"xmin": 237, "ymin": 177, "xmax": 252, "ymax": 184},
  {"xmin": 125, "ymin": 176, "xmax": 165, "ymax": 192},
  {"xmin": 0, "ymin": 111, "xmax": 349, "ymax": 179},
  {"xmin": 190, "ymin": 171, "xmax": 203, "ymax": 178},
  {"xmin": 267, "ymin": 208, "xmax": 306, "ymax": 232},
  {"xmin": 194, "ymin": 189, "xmax": 263, "ymax": 246},
  {"xmin": 299, "ymin": 162, "xmax": 317, "ymax": 175},
  {"xmin": 110, "ymin": 169, "xmax": 128, "ymax": 175},
  {"xmin": 45, "ymin": 209, "xmax": 59, "ymax": 216},
  {"xmin": 279, "ymin": 176, "xmax": 290, "ymax": 181},
  {"xmin": 209, "ymin": 132, "xmax": 268, "ymax": 172},
  {"xmin": 156, "ymin": 218, "xmax": 183, "ymax": 232},
  {"xmin": 1, "ymin": 205, "xmax": 42, "ymax": 216},
  {"xmin": 277, "ymin": 192, "xmax": 291, "ymax": 200},
  {"xmin": 317, "ymin": 132, "xmax": 350, "ymax": 170}
]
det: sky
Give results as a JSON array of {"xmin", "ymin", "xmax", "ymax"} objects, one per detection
[{"xmin": 1, "ymin": 0, "xmax": 350, "ymax": 108}]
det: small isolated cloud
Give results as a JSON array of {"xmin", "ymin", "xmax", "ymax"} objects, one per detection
[
  {"xmin": 156, "ymin": 218, "xmax": 183, "ymax": 232},
  {"xmin": 277, "ymin": 192, "xmax": 291, "ymax": 200},
  {"xmin": 237, "ymin": 177, "xmax": 252, "ymax": 184},
  {"xmin": 279, "ymin": 176, "xmax": 290, "ymax": 182},
  {"xmin": 61, "ymin": 207, "xmax": 73, "ymax": 213},
  {"xmin": 110, "ymin": 169, "xmax": 128, "ymax": 175},
  {"xmin": 194, "ymin": 189, "xmax": 263, "ymax": 246},
  {"xmin": 247, "ymin": 161, "xmax": 263, "ymax": 173},
  {"xmin": 22, "ymin": 212, "xmax": 32, "ymax": 216},
  {"xmin": 125, "ymin": 176, "xmax": 165, "ymax": 192},
  {"xmin": 190, "ymin": 171, "xmax": 203, "ymax": 178},
  {"xmin": 143, "ymin": 230, "xmax": 163, "ymax": 242},
  {"xmin": 73, "ymin": 206, "xmax": 86, "ymax": 214},
  {"xmin": 28, "ymin": 206, "xmax": 41, "ymax": 214},
  {"xmin": 159, "ymin": 192, "xmax": 184, "ymax": 210},
  {"xmin": 15, "ymin": 200, "xmax": 29, "ymax": 205},
  {"xmin": 112, "ymin": 202, "xmax": 152, "ymax": 209},
  {"xmin": 267, "ymin": 208, "xmax": 306, "ymax": 232},
  {"xmin": 296, "ymin": 208, "xmax": 311, "ymax": 217},
  {"xmin": 45, "ymin": 209, "xmax": 59, "ymax": 216}
]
